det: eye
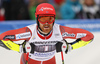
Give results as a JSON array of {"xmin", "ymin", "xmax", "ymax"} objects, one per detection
[
  {"xmin": 39, "ymin": 16, "xmax": 43, "ymax": 18},
  {"xmin": 49, "ymin": 17, "xmax": 51, "ymax": 20}
]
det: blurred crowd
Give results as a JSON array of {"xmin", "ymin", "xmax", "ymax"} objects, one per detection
[{"xmin": 0, "ymin": 0, "xmax": 100, "ymax": 21}]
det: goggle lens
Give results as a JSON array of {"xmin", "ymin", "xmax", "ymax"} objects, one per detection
[{"xmin": 38, "ymin": 15, "xmax": 55, "ymax": 24}]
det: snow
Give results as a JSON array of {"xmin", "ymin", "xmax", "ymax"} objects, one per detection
[{"xmin": 0, "ymin": 32, "xmax": 100, "ymax": 64}]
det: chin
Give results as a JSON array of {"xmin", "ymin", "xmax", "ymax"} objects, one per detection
[
  {"xmin": 44, "ymin": 28, "xmax": 50, "ymax": 31},
  {"xmin": 44, "ymin": 30, "xmax": 50, "ymax": 33}
]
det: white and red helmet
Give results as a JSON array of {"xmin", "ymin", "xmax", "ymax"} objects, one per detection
[{"xmin": 35, "ymin": 3, "xmax": 56, "ymax": 17}]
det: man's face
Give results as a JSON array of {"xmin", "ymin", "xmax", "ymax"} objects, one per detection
[
  {"xmin": 84, "ymin": 0, "xmax": 94, "ymax": 6},
  {"xmin": 38, "ymin": 15, "xmax": 55, "ymax": 34}
]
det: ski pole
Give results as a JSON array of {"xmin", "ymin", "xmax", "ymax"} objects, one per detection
[
  {"xmin": 61, "ymin": 52, "xmax": 64, "ymax": 64},
  {"xmin": 26, "ymin": 52, "xmax": 29, "ymax": 64}
]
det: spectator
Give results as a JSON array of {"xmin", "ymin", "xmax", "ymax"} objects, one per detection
[
  {"xmin": 94, "ymin": 0, "xmax": 100, "ymax": 12},
  {"xmin": 48, "ymin": 0, "xmax": 55, "ymax": 5},
  {"xmin": 0, "ymin": 8, "xmax": 5, "ymax": 21},
  {"xmin": 0, "ymin": 0, "xmax": 5, "ymax": 21},
  {"xmin": 54, "ymin": 0, "xmax": 65, "ymax": 19},
  {"xmin": 95, "ymin": 0, "xmax": 100, "ymax": 5},
  {"xmin": 82, "ymin": 0, "xmax": 100, "ymax": 19},
  {"xmin": 2, "ymin": 0, "xmax": 11, "ymax": 20},
  {"xmin": 3, "ymin": 0, "xmax": 30, "ymax": 20},
  {"xmin": 54, "ymin": 0, "xmax": 65, "ymax": 5},
  {"xmin": 28, "ymin": 0, "xmax": 36, "ymax": 20},
  {"xmin": 0, "ymin": 0, "xmax": 3, "ymax": 8},
  {"xmin": 60, "ymin": 0, "xmax": 83, "ymax": 19}
]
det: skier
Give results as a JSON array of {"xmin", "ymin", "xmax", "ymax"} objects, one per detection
[{"xmin": 0, "ymin": 3, "xmax": 94, "ymax": 64}]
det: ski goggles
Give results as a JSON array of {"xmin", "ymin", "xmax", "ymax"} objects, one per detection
[{"xmin": 38, "ymin": 15, "xmax": 55, "ymax": 24}]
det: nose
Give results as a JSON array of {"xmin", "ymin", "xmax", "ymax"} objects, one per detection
[
  {"xmin": 45, "ymin": 21, "xmax": 49, "ymax": 24},
  {"xmin": 45, "ymin": 22, "xmax": 49, "ymax": 25}
]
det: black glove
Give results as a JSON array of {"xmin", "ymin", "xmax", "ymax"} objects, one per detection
[
  {"xmin": 20, "ymin": 41, "xmax": 35, "ymax": 53},
  {"xmin": 56, "ymin": 39, "xmax": 72, "ymax": 53}
]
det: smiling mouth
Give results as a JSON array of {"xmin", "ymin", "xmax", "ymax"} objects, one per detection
[{"xmin": 44, "ymin": 26, "xmax": 49, "ymax": 28}]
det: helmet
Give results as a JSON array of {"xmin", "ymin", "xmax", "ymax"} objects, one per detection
[
  {"xmin": 35, "ymin": 3, "xmax": 56, "ymax": 31},
  {"xmin": 35, "ymin": 3, "xmax": 56, "ymax": 17}
]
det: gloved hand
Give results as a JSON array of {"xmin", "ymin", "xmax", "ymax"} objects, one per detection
[
  {"xmin": 21, "ymin": 42, "xmax": 35, "ymax": 53},
  {"xmin": 56, "ymin": 39, "xmax": 72, "ymax": 53}
]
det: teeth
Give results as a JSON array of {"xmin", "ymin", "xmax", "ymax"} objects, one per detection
[{"xmin": 45, "ymin": 26, "xmax": 48, "ymax": 27}]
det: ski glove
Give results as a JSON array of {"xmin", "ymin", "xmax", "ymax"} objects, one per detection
[{"xmin": 56, "ymin": 39, "xmax": 72, "ymax": 53}]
